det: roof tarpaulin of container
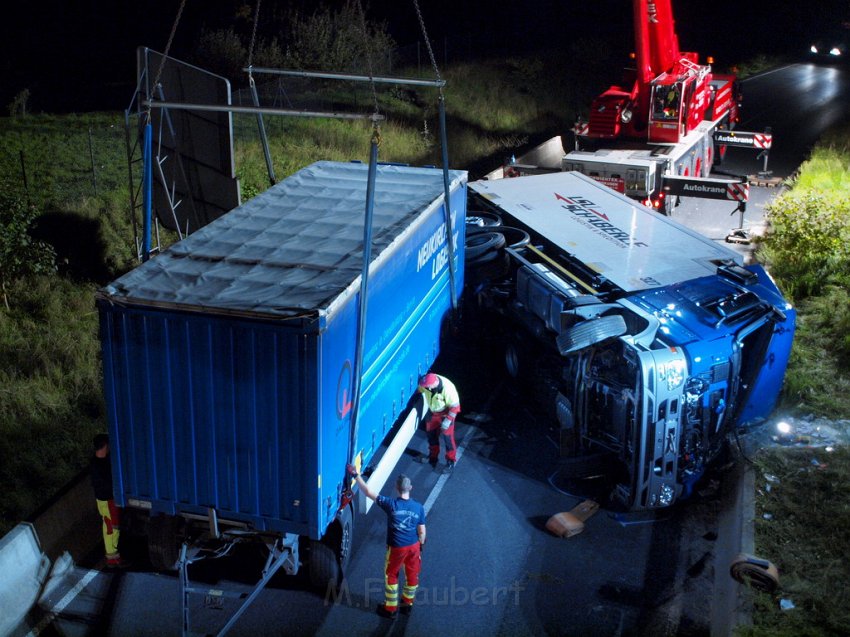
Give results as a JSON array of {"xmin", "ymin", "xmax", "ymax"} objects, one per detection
[{"xmin": 99, "ymin": 161, "xmax": 465, "ymax": 319}]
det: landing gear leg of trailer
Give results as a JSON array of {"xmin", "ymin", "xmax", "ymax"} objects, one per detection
[{"xmin": 178, "ymin": 534, "xmax": 300, "ymax": 637}]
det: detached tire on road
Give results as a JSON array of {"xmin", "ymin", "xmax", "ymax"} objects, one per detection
[{"xmin": 557, "ymin": 315, "xmax": 628, "ymax": 355}]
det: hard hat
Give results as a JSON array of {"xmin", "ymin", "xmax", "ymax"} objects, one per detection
[{"xmin": 419, "ymin": 373, "xmax": 439, "ymax": 389}]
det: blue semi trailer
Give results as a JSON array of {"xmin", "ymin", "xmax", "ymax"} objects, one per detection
[
  {"xmin": 96, "ymin": 161, "xmax": 466, "ymax": 585},
  {"xmin": 465, "ymin": 171, "xmax": 795, "ymax": 510}
]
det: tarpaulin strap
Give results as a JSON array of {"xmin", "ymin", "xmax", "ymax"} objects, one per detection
[
  {"xmin": 346, "ymin": 136, "xmax": 379, "ymax": 488},
  {"xmin": 729, "ymin": 553, "xmax": 780, "ymax": 592},
  {"xmin": 438, "ymin": 97, "xmax": 457, "ymax": 310}
]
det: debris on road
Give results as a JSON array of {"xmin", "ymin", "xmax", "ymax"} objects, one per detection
[
  {"xmin": 730, "ymin": 553, "xmax": 780, "ymax": 592},
  {"xmin": 545, "ymin": 500, "xmax": 599, "ymax": 538}
]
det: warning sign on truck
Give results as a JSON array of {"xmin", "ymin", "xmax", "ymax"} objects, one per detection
[
  {"xmin": 713, "ymin": 130, "xmax": 773, "ymax": 149},
  {"xmin": 662, "ymin": 175, "xmax": 749, "ymax": 202}
]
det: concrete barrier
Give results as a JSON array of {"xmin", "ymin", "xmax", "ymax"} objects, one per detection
[
  {"xmin": 0, "ymin": 523, "xmax": 51, "ymax": 636},
  {"xmin": 29, "ymin": 470, "xmax": 101, "ymax": 564}
]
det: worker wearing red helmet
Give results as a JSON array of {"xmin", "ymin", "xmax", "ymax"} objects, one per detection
[{"xmin": 416, "ymin": 373, "xmax": 461, "ymax": 473}]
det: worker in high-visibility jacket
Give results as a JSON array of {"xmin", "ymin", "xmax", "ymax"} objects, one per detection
[{"xmin": 416, "ymin": 373, "xmax": 461, "ymax": 474}]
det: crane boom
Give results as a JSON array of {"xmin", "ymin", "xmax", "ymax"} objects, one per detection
[{"xmin": 587, "ymin": 0, "xmax": 713, "ymax": 144}]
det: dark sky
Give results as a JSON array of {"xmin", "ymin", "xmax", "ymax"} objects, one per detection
[{"xmin": 2, "ymin": 0, "xmax": 846, "ymax": 112}]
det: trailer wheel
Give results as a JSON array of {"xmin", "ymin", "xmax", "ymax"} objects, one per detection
[
  {"xmin": 557, "ymin": 315, "xmax": 628, "ymax": 356},
  {"xmin": 308, "ymin": 504, "xmax": 354, "ymax": 591},
  {"xmin": 336, "ymin": 505, "xmax": 354, "ymax": 571},
  {"xmin": 308, "ymin": 541, "xmax": 341, "ymax": 591},
  {"xmin": 148, "ymin": 514, "xmax": 182, "ymax": 571}
]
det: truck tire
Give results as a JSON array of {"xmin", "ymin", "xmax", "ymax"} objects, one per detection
[
  {"xmin": 495, "ymin": 226, "xmax": 530, "ymax": 249},
  {"xmin": 466, "ymin": 231, "xmax": 506, "ymax": 262},
  {"xmin": 148, "ymin": 514, "xmax": 182, "ymax": 571},
  {"xmin": 308, "ymin": 540, "xmax": 341, "ymax": 591},
  {"xmin": 336, "ymin": 505, "xmax": 354, "ymax": 572},
  {"xmin": 308, "ymin": 504, "xmax": 353, "ymax": 591},
  {"xmin": 557, "ymin": 315, "xmax": 628, "ymax": 355},
  {"xmin": 466, "ymin": 210, "xmax": 502, "ymax": 232}
]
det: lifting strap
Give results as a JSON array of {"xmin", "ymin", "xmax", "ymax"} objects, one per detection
[
  {"xmin": 246, "ymin": 0, "xmax": 276, "ymax": 186},
  {"xmin": 346, "ymin": 0, "xmax": 383, "ymax": 490}
]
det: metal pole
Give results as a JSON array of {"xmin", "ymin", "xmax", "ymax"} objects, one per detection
[
  {"xmin": 348, "ymin": 136, "xmax": 379, "ymax": 465},
  {"xmin": 215, "ymin": 543, "xmax": 292, "ymax": 637},
  {"xmin": 758, "ymin": 127, "xmax": 772, "ymax": 178},
  {"xmin": 18, "ymin": 150, "xmax": 29, "ymax": 206},
  {"xmin": 249, "ymin": 75, "xmax": 277, "ymax": 186},
  {"xmin": 142, "ymin": 123, "xmax": 153, "ymax": 262},
  {"xmin": 438, "ymin": 97, "xmax": 458, "ymax": 310},
  {"xmin": 142, "ymin": 100, "xmax": 384, "ymax": 121},
  {"xmin": 242, "ymin": 66, "xmax": 445, "ymax": 88},
  {"xmin": 88, "ymin": 127, "xmax": 98, "ymax": 196},
  {"xmin": 123, "ymin": 110, "xmax": 140, "ymax": 259},
  {"xmin": 179, "ymin": 545, "xmax": 190, "ymax": 637}
]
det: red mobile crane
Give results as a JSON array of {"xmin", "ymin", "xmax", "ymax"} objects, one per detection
[
  {"xmin": 585, "ymin": 0, "xmax": 736, "ymax": 146},
  {"xmin": 499, "ymin": 1, "xmax": 769, "ymax": 217}
]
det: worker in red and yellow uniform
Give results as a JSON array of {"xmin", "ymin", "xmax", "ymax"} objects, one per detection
[
  {"xmin": 415, "ymin": 373, "xmax": 461, "ymax": 474},
  {"xmin": 347, "ymin": 466, "xmax": 426, "ymax": 620},
  {"xmin": 90, "ymin": 433, "xmax": 126, "ymax": 568}
]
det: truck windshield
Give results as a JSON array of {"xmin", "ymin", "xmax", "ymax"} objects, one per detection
[{"xmin": 653, "ymin": 84, "xmax": 680, "ymax": 121}]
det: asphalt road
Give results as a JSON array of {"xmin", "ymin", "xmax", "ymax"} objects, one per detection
[{"xmin": 33, "ymin": 62, "xmax": 850, "ymax": 637}]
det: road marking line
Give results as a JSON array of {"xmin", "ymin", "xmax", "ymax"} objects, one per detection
[
  {"xmin": 422, "ymin": 381, "xmax": 505, "ymax": 515},
  {"xmin": 422, "ymin": 378, "xmax": 505, "ymax": 515},
  {"xmin": 26, "ymin": 568, "xmax": 100, "ymax": 637},
  {"xmin": 423, "ymin": 424, "xmax": 476, "ymax": 515}
]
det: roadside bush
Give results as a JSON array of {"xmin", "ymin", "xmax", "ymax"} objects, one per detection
[
  {"xmin": 781, "ymin": 286, "xmax": 850, "ymax": 416},
  {"xmin": 0, "ymin": 185, "xmax": 56, "ymax": 309},
  {"xmin": 758, "ymin": 193, "xmax": 850, "ymax": 301}
]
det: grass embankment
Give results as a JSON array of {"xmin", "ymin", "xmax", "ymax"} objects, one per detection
[
  {"xmin": 0, "ymin": 56, "xmax": 575, "ymax": 536},
  {"xmin": 740, "ymin": 122, "xmax": 850, "ymax": 636}
]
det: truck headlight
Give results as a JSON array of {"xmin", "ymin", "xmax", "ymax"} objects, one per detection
[
  {"xmin": 621, "ymin": 108, "xmax": 633, "ymax": 124},
  {"xmin": 658, "ymin": 484, "xmax": 675, "ymax": 507},
  {"xmin": 659, "ymin": 360, "xmax": 686, "ymax": 390}
]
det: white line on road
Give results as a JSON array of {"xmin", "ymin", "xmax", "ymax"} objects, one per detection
[
  {"xmin": 422, "ymin": 378, "xmax": 505, "ymax": 515},
  {"xmin": 422, "ymin": 423, "xmax": 476, "ymax": 515},
  {"xmin": 26, "ymin": 568, "xmax": 100, "ymax": 637}
]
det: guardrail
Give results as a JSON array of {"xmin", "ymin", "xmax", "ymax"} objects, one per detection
[
  {"xmin": 0, "ymin": 523, "xmax": 51, "ymax": 635},
  {"xmin": 0, "ymin": 470, "xmax": 102, "ymax": 635}
]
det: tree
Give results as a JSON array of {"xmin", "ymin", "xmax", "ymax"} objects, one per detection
[
  {"xmin": 189, "ymin": 1, "xmax": 396, "ymax": 83},
  {"xmin": 0, "ymin": 186, "xmax": 56, "ymax": 310},
  {"xmin": 282, "ymin": 1, "xmax": 396, "ymax": 73}
]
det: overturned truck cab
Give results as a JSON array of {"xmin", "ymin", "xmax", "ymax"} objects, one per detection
[{"xmin": 465, "ymin": 171, "xmax": 794, "ymax": 510}]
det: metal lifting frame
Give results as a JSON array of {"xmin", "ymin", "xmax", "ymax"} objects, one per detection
[
  {"xmin": 128, "ymin": 59, "xmax": 390, "ymax": 262},
  {"xmin": 178, "ymin": 530, "xmax": 300, "ymax": 637},
  {"xmin": 241, "ymin": 66, "xmax": 445, "ymax": 191}
]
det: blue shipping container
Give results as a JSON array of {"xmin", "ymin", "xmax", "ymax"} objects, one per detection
[{"xmin": 97, "ymin": 161, "xmax": 467, "ymax": 540}]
